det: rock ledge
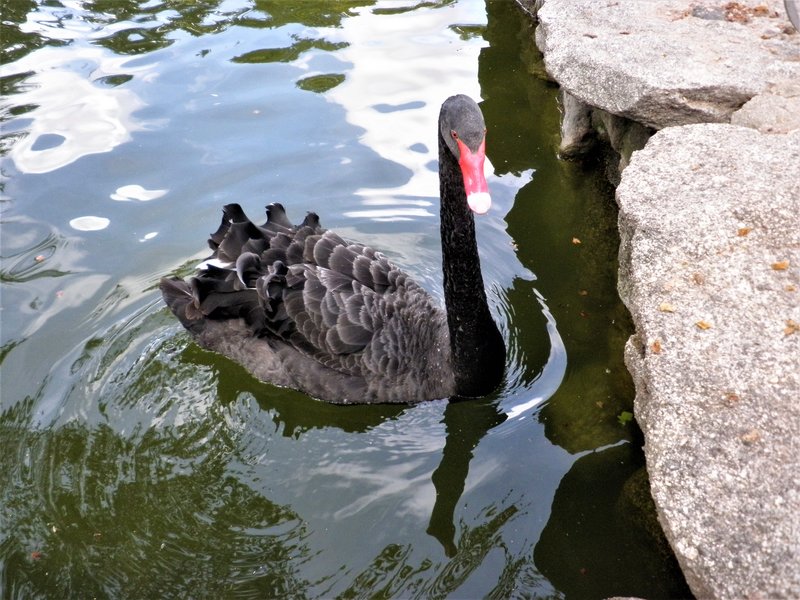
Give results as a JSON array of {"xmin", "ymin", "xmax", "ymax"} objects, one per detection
[
  {"xmin": 534, "ymin": 0, "xmax": 800, "ymax": 130},
  {"xmin": 618, "ymin": 124, "xmax": 800, "ymax": 599}
]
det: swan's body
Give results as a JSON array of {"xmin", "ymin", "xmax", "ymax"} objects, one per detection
[{"xmin": 160, "ymin": 95, "xmax": 504, "ymax": 403}]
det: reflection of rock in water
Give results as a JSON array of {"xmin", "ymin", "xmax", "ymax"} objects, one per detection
[{"xmin": 533, "ymin": 443, "xmax": 690, "ymax": 599}]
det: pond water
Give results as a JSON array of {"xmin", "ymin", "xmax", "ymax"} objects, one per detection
[{"xmin": 1, "ymin": 0, "xmax": 690, "ymax": 597}]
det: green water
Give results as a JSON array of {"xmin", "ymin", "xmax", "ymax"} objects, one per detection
[{"xmin": 1, "ymin": 0, "xmax": 689, "ymax": 597}]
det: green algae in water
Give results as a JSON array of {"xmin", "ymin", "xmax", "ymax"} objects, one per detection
[{"xmin": 296, "ymin": 73, "xmax": 346, "ymax": 94}]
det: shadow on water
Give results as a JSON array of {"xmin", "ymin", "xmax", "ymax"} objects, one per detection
[{"xmin": 0, "ymin": 0, "xmax": 692, "ymax": 597}]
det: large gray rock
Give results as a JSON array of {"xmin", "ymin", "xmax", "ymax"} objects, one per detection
[
  {"xmin": 617, "ymin": 124, "xmax": 800, "ymax": 599},
  {"xmin": 535, "ymin": 0, "xmax": 800, "ymax": 130}
]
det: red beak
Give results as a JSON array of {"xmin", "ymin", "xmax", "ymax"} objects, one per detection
[{"xmin": 456, "ymin": 137, "xmax": 491, "ymax": 214}]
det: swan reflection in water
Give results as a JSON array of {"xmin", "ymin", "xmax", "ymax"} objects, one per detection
[{"xmin": 191, "ymin": 339, "xmax": 514, "ymax": 559}]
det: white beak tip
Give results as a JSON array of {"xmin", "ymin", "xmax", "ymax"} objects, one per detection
[{"xmin": 467, "ymin": 192, "xmax": 491, "ymax": 215}]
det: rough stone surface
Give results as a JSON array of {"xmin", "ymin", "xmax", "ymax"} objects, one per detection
[
  {"xmin": 589, "ymin": 107, "xmax": 653, "ymax": 185},
  {"xmin": 730, "ymin": 80, "xmax": 800, "ymax": 133},
  {"xmin": 557, "ymin": 90, "xmax": 654, "ymax": 184},
  {"xmin": 557, "ymin": 90, "xmax": 595, "ymax": 158},
  {"xmin": 617, "ymin": 124, "xmax": 800, "ymax": 599},
  {"xmin": 535, "ymin": 0, "xmax": 800, "ymax": 130}
]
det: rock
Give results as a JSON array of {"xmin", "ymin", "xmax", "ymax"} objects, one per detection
[
  {"xmin": 617, "ymin": 124, "xmax": 800, "ymax": 599},
  {"xmin": 731, "ymin": 80, "xmax": 800, "ymax": 133},
  {"xmin": 557, "ymin": 90, "xmax": 653, "ymax": 184},
  {"xmin": 534, "ymin": 0, "xmax": 800, "ymax": 130},
  {"xmin": 557, "ymin": 90, "xmax": 596, "ymax": 159},
  {"xmin": 789, "ymin": 0, "xmax": 800, "ymax": 30},
  {"xmin": 589, "ymin": 108, "xmax": 653, "ymax": 185},
  {"xmin": 515, "ymin": 0, "xmax": 546, "ymax": 18}
]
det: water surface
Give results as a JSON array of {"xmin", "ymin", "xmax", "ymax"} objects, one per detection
[{"xmin": 1, "ymin": 0, "xmax": 689, "ymax": 597}]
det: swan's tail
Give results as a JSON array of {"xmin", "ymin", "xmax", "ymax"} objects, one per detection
[
  {"xmin": 159, "ymin": 277, "xmax": 206, "ymax": 334},
  {"xmin": 160, "ymin": 202, "xmax": 327, "ymax": 340}
]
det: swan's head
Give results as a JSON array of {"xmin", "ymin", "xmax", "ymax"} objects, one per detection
[{"xmin": 440, "ymin": 94, "xmax": 491, "ymax": 215}]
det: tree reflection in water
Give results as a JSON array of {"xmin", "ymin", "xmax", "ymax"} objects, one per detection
[{"xmin": 1, "ymin": 422, "xmax": 312, "ymax": 597}]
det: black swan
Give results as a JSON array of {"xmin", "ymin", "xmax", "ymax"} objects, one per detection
[{"xmin": 160, "ymin": 94, "xmax": 505, "ymax": 403}]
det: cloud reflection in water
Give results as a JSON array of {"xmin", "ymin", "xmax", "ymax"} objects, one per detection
[{"xmin": 3, "ymin": 46, "xmax": 151, "ymax": 174}]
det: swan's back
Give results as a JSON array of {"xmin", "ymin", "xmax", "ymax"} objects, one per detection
[{"xmin": 160, "ymin": 203, "xmax": 454, "ymax": 403}]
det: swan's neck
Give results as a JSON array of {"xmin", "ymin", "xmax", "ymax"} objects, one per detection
[{"xmin": 438, "ymin": 135, "xmax": 505, "ymax": 397}]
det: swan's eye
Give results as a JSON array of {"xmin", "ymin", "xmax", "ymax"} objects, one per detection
[{"xmin": 450, "ymin": 130, "xmax": 458, "ymax": 140}]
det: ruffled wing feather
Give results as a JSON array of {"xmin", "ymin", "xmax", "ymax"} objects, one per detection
[{"xmin": 162, "ymin": 203, "xmax": 433, "ymax": 383}]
